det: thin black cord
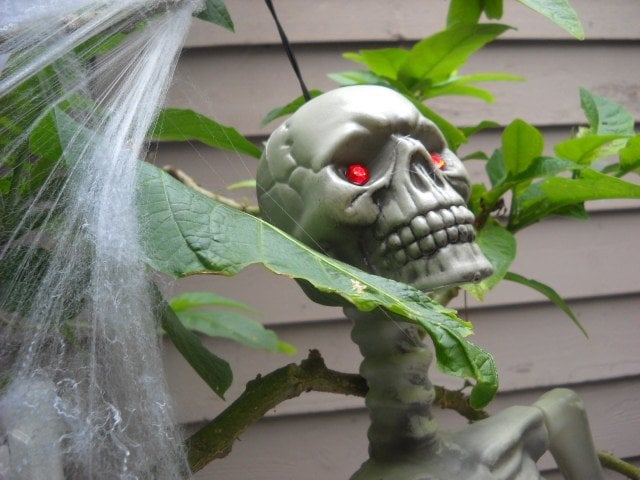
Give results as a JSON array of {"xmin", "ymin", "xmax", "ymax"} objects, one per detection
[{"xmin": 264, "ymin": 0, "xmax": 311, "ymax": 102}]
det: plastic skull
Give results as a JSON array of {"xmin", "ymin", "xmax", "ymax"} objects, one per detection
[{"xmin": 257, "ymin": 85, "xmax": 492, "ymax": 291}]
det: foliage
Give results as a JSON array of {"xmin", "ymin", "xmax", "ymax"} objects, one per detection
[{"xmin": 1, "ymin": 0, "xmax": 639, "ymax": 475}]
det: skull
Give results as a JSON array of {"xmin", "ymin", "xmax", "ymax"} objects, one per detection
[{"xmin": 257, "ymin": 85, "xmax": 492, "ymax": 291}]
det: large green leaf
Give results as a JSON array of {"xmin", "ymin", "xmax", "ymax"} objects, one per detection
[
  {"xmin": 137, "ymin": 162, "xmax": 498, "ymax": 408},
  {"xmin": 504, "ymin": 272, "xmax": 586, "ymax": 336},
  {"xmin": 464, "ymin": 222, "xmax": 516, "ymax": 300},
  {"xmin": 195, "ymin": 0, "xmax": 234, "ymax": 31},
  {"xmin": 502, "ymin": 119, "xmax": 544, "ymax": 176},
  {"xmin": 517, "ymin": 0, "xmax": 584, "ymax": 39},
  {"xmin": 579, "ymin": 88, "xmax": 635, "ymax": 136},
  {"xmin": 513, "ymin": 168, "xmax": 640, "ymax": 229},
  {"xmin": 150, "ymin": 108, "xmax": 261, "ymax": 159},
  {"xmin": 399, "ymin": 24, "xmax": 510, "ymax": 85}
]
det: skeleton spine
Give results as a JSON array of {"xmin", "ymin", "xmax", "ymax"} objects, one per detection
[{"xmin": 347, "ymin": 307, "xmax": 439, "ymax": 461}]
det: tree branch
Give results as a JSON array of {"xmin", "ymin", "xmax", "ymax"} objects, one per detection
[
  {"xmin": 186, "ymin": 349, "xmax": 485, "ymax": 472},
  {"xmin": 162, "ymin": 165, "xmax": 260, "ymax": 216},
  {"xmin": 186, "ymin": 351, "xmax": 637, "ymax": 479},
  {"xmin": 598, "ymin": 451, "xmax": 640, "ymax": 479}
]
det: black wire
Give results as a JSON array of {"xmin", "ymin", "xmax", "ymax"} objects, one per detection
[{"xmin": 264, "ymin": 0, "xmax": 311, "ymax": 102}]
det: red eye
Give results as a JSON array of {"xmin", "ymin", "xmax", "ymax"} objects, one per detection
[
  {"xmin": 346, "ymin": 164, "xmax": 370, "ymax": 185},
  {"xmin": 430, "ymin": 152, "xmax": 446, "ymax": 170}
]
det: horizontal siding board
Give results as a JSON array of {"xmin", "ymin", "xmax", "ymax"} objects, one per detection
[
  {"xmin": 162, "ymin": 207, "xmax": 640, "ymax": 325},
  {"xmin": 185, "ymin": 0, "xmax": 640, "ymax": 48},
  {"xmin": 166, "ymin": 293, "xmax": 640, "ymax": 423},
  {"xmin": 190, "ymin": 377, "xmax": 640, "ymax": 479},
  {"xmin": 167, "ymin": 42, "xmax": 640, "ymax": 136}
]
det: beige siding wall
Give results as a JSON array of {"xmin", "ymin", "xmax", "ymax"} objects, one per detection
[{"xmin": 157, "ymin": 1, "xmax": 640, "ymax": 477}]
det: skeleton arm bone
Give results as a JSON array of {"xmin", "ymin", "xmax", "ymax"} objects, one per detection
[{"xmin": 533, "ymin": 388, "xmax": 605, "ymax": 480}]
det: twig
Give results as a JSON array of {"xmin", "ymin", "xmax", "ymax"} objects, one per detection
[
  {"xmin": 162, "ymin": 165, "xmax": 260, "ymax": 216},
  {"xmin": 186, "ymin": 350, "xmax": 486, "ymax": 472},
  {"xmin": 598, "ymin": 451, "xmax": 640, "ymax": 479}
]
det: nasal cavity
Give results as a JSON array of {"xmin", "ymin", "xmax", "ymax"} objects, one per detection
[{"xmin": 409, "ymin": 151, "xmax": 444, "ymax": 190}]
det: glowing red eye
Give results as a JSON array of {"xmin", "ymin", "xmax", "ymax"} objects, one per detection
[
  {"xmin": 431, "ymin": 152, "xmax": 446, "ymax": 170},
  {"xmin": 346, "ymin": 164, "xmax": 370, "ymax": 185}
]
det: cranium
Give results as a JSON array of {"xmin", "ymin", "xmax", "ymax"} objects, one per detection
[{"xmin": 257, "ymin": 85, "xmax": 492, "ymax": 291}]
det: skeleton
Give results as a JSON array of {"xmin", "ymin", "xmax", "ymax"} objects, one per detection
[{"xmin": 257, "ymin": 85, "xmax": 604, "ymax": 480}]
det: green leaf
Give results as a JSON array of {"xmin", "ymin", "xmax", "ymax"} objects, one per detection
[
  {"xmin": 399, "ymin": 24, "xmax": 511, "ymax": 85},
  {"xmin": 555, "ymin": 134, "xmax": 629, "ymax": 165},
  {"xmin": 195, "ymin": 0, "xmax": 234, "ymax": 31},
  {"xmin": 514, "ymin": 168, "xmax": 640, "ymax": 229},
  {"xmin": 137, "ymin": 162, "xmax": 498, "ymax": 407},
  {"xmin": 150, "ymin": 108, "xmax": 261, "ymax": 159},
  {"xmin": 161, "ymin": 303, "xmax": 232, "ymax": 399},
  {"xmin": 423, "ymin": 84, "xmax": 496, "ymax": 102},
  {"xmin": 504, "ymin": 272, "xmax": 587, "ymax": 336},
  {"xmin": 343, "ymin": 49, "xmax": 409, "ymax": 80},
  {"xmin": 464, "ymin": 222, "xmax": 516, "ymax": 300},
  {"xmin": 75, "ymin": 31, "xmax": 128, "ymax": 58},
  {"xmin": 502, "ymin": 119, "xmax": 544, "ymax": 176},
  {"xmin": 517, "ymin": 0, "xmax": 584, "ymax": 39},
  {"xmin": 579, "ymin": 87, "xmax": 635, "ymax": 135},
  {"xmin": 176, "ymin": 309, "xmax": 296, "ymax": 355},
  {"xmin": 441, "ymin": 72, "xmax": 525, "ymax": 85},
  {"xmin": 169, "ymin": 291, "xmax": 255, "ymax": 313},
  {"xmin": 486, "ymin": 149, "xmax": 506, "ymax": 187},
  {"xmin": 483, "ymin": 0, "xmax": 504, "ymax": 19},
  {"xmin": 447, "ymin": 0, "xmax": 483, "ymax": 26},
  {"xmin": 261, "ymin": 90, "xmax": 323, "ymax": 127},
  {"xmin": 328, "ymin": 70, "xmax": 390, "ymax": 87},
  {"xmin": 29, "ymin": 111, "xmax": 62, "ymax": 162},
  {"xmin": 619, "ymin": 134, "xmax": 640, "ymax": 175},
  {"xmin": 460, "ymin": 120, "xmax": 501, "ymax": 139},
  {"xmin": 407, "ymin": 99, "xmax": 467, "ymax": 151},
  {"xmin": 462, "ymin": 150, "xmax": 490, "ymax": 161}
]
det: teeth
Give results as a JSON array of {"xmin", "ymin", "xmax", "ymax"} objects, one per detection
[
  {"xmin": 407, "ymin": 242, "xmax": 422, "ymax": 259},
  {"xmin": 387, "ymin": 233, "xmax": 402, "ymax": 249},
  {"xmin": 394, "ymin": 249, "xmax": 407, "ymax": 264},
  {"xmin": 441, "ymin": 209, "xmax": 455, "ymax": 227},
  {"xmin": 447, "ymin": 226, "xmax": 459, "ymax": 243},
  {"xmin": 419, "ymin": 235, "xmax": 437, "ymax": 253},
  {"xmin": 378, "ymin": 206, "xmax": 478, "ymax": 267},
  {"xmin": 426, "ymin": 211, "xmax": 444, "ymax": 231},
  {"xmin": 434, "ymin": 230, "xmax": 448, "ymax": 248},
  {"xmin": 400, "ymin": 226, "xmax": 414, "ymax": 245},
  {"xmin": 459, "ymin": 225, "xmax": 471, "ymax": 242},
  {"xmin": 410, "ymin": 215, "xmax": 430, "ymax": 236}
]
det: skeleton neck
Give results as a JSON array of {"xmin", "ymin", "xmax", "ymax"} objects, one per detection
[{"xmin": 347, "ymin": 307, "xmax": 440, "ymax": 461}]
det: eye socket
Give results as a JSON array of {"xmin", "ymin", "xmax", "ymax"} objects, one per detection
[
  {"xmin": 430, "ymin": 152, "xmax": 446, "ymax": 170},
  {"xmin": 345, "ymin": 163, "xmax": 370, "ymax": 185}
]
